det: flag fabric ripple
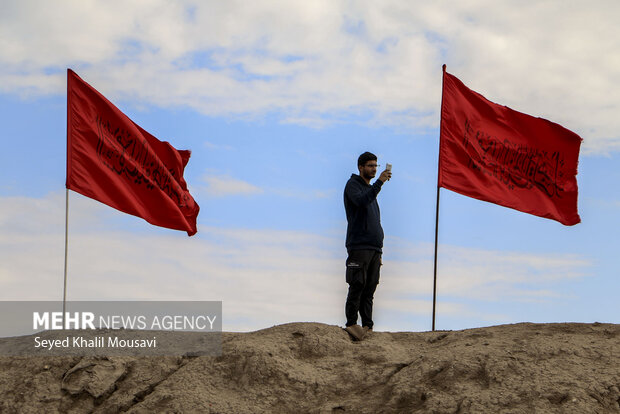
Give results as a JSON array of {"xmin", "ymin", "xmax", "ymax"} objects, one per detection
[
  {"xmin": 66, "ymin": 69, "xmax": 200, "ymax": 235},
  {"xmin": 439, "ymin": 67, "xmax": 582, "ymax": 226}
]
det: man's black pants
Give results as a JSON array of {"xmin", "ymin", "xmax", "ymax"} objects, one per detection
[{"xmin": 345, "ymin": 249, "xmax": 381, "ymax": 329}]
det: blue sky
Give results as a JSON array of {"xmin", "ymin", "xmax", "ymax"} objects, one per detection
[{"xmin": 1, "ymin": 1, "xmax": 618, "ymax": 332}]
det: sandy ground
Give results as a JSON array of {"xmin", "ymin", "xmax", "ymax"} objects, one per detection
[{"xmin": 0, "ymin": 322, "xmax": 618, "ymax": 413}]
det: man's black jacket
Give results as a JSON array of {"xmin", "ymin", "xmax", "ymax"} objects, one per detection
[{"xmin": 344, "ymin": 174, "xmax": 384, "ymax": 252}]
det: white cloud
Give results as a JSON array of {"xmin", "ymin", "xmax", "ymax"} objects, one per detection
[
  {"xmin": 1, "ymin": 1, "xmax": 619, "ymax": 152},
  {"xmin": 203, "ymin": 175, "xmax": 264, "ymax": 197},
  {"xmin": 0, "ymin": 193, "xmax": 592, "ymax": 332},
  {"xmin": 201, "ymin": 173, "xmax": 336, "ymax": 200},
  {"xmin": 383, "ymin": 239, "xmax": 590, "ymax": 302}
]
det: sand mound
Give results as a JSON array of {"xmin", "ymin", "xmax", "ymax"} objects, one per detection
[{"xmin": 1, "ymin": 322, "xmax": 618, "ymax": 413}]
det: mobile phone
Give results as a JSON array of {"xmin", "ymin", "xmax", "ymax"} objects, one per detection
[{"xmin": 386, "ymin": 163, "xmax": 392, "ymax": 172}]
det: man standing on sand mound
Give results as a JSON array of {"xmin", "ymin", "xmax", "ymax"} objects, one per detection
[{"xmin": 343, "ymin": 152, "xmax": 392, "ymax": 341}]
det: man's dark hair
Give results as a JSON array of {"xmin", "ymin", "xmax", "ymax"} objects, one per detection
[{"xmin": 357, "ymin": 151, "xmax": 377, "ymax": 166}]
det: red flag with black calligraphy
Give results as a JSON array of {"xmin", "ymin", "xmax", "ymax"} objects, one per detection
[
  {"xmin": 66, "ymin": 69, "xmax": 200, "ymax": 235},
  {"xmin": 439, "ymin": 67, "xmax": 582, "ymax": 225}
]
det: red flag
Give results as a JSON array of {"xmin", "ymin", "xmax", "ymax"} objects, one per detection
[
  {"xmin": 439, "ymin": 66, "xmax": 582, "ymax": 225},
  {"xmin": 66, "ymin": 69, "xmax": 200, "ymax": 235}
]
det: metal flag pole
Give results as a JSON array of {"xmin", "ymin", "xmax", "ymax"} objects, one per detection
[
  {"xmin": 432, "ymin": 64, "xmax": 447, "ymax": 332},
  {"xmin": 63, "ymin": 68, "xmax": 71, "ymax": 328},
  {"xmin": 432, "ymin": 186, "xmax": 440, "ymax": 331},
  {"xmin": 62, "ymin": 188, "xmax": 69, "ymax": 327}
]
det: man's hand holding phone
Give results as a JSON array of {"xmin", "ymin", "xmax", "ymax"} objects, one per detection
[{"xmin": 379, "ymin": 163, "xmax": 392, "ymax": 182}]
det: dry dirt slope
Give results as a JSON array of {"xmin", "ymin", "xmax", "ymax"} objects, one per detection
[{"xmin": 0, "ymin": 322, "xmax": 618, "ymax": 413}]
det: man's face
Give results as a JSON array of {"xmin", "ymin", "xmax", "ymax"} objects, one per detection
[{"xmin": 359, "ymin": 160, "xmax": 378, "ymax": 180}]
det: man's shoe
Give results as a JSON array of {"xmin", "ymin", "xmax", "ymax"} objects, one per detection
[
  {"xmin": 344, "ymin": 324, "xmax": 366, "ymax": 341},
  {"xmin": 363, "ymin": 326, "xmax": 373, "ymax": 334}
]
